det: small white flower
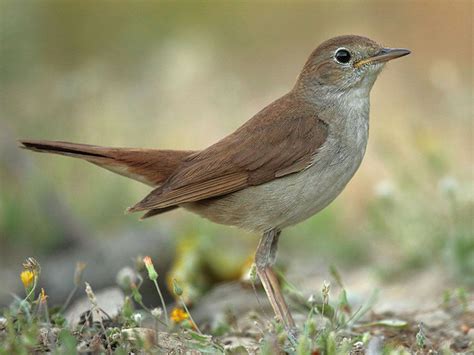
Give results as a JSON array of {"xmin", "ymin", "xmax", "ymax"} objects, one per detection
[
  {"xmin": 307, "ymin": 294, "xmax": 317, "ymax": 306},
  {"xmin": 151, "ymin": 307, "xmax": 163, "ymax": 318},
  {"xmin": 132, "ymin": 312, "xmax": 143, "ymax": 325}
]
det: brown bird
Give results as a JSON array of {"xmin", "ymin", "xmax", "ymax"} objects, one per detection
[{"xmin": 20, "ymin": 35, "xmax": 410, "ymax": 339}]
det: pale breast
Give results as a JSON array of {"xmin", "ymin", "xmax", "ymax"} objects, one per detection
[{"xmin": 185, "ymin": 95, "xmax": 370, "ymax": 233}]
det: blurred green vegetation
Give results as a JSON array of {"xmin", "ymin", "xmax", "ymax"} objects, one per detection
[{"xmin": 0, "ymin": 0, "xmax": 472, "ymax": 300}]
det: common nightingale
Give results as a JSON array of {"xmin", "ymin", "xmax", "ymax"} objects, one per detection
[{"xmin": 20, "ymin": 35, "xmax": 410, "ymax": 340}]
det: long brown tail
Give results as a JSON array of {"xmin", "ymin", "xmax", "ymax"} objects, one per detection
[{"xmin": 19, "ymin": 139, "xmax": 196, "ymax": 188}]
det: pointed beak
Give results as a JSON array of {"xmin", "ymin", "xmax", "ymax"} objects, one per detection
[{"xmin": 354, "ymin": 48, "xmax": 411, "ymax": 68}]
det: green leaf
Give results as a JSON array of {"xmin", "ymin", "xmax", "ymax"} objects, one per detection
[
  {"xmin": 316, "ymin": 303, "xmax": 335, "ymax": 320},
  {"xmin": 57, "ymin": 329, "xmax": 78, "ymax": 354}
]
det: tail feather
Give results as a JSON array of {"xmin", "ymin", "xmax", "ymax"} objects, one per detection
[
  {"xmin": 20, "ymin": 140, "xmax": 109, "ymax": 158},
  {"xmin": 140, "ymin": 206, "xmax": 179, "ymax": 220},
  {"xmin": 19, "ymin": 139, "xmax": 195, "ymax": 188}
]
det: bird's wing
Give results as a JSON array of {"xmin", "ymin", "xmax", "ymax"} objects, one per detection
[{"xmin": 128, "ymin": 94, "xmax": 328, "ymax": 212}]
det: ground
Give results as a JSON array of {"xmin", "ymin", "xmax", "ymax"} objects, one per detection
[{"xmin": 1, "ymin": 258, "xmax": 472, "ymax": 354}]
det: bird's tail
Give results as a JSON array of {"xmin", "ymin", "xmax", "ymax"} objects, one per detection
[{"xmin": 19, "ymin": 139, "xmax": 195, "ymax": 188}]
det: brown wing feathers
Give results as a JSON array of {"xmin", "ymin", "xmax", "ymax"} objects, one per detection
[
  {"xmin": 128, "ymin": 94, "xmax": 328, "ymax": 214},
  {"xmin": 128, "ymin": 172, "xmax": 249, "ymax": 212}
]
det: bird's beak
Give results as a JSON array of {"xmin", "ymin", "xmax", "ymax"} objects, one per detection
[{"xmin": 354, "ymin": 48, "xmax": 411, "ymax": 68}]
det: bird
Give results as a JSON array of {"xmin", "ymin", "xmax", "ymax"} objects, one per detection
[{"xmin": 19, "ymin": 35, "xmax": 410, "ymax": 339}]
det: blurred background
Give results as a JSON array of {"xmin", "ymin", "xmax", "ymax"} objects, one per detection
[{"xmin": 0, "ymin": 1, "xmax": 472, "ymax": 309}]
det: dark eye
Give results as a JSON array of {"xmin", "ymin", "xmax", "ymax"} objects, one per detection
[{"xmin": 334, "ymin": 49, "xmax": 351, "ymax": 64}]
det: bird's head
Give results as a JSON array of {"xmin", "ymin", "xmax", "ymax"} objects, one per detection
[{"xmin": 295, "ymin": 35, "xmax": 410, "ymax": 97}]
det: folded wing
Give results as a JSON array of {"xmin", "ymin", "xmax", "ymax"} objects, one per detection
[{"xmin": 128, "ymin": 94, "xmax": 329, "ymax": 214}]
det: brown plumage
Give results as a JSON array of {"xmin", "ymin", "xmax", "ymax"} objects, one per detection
[
  {"xmin": 20, "ymin": 91, "xmax": 328, "ymax": 220},
  {"xmin": 128, "ymin": 92, "xmax": 328, "ymax": 214},
  {"xmin": 19, "ymin": 140, "xmax": 195, "ymax": 188}
]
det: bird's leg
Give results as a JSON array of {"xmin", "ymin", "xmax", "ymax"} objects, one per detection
[
  {"xmin": 266, "ymin": 230, "xmax": 295, "ymax": 329},
  {"xmin": 255, "ymin": 230, "xmax": 285, "ymax": 322},
  {"xmin": 255, "ymin": 229, "xmax": 296, "ymax": 339}
]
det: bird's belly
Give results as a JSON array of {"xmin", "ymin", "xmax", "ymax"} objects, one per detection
[{"xmin": 184, "ymin": 136, "xmax": 367, "ymax": 232}]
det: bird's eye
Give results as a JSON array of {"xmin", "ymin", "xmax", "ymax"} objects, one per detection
[{"xmin": 334, "ymin": 49, "xmax": 351, "ymax": 64}]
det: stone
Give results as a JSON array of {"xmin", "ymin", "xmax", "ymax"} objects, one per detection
[
  {"xmin": 65, "ymin": 287, "xmax": 125, "ymax": 326},
  {"xmin": 414, "ymin": 309, "xmax": 450, "ymax": 328}
]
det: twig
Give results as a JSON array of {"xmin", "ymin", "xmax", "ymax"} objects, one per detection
[
  {"xmin": 152, "ymin": 279, "xmax": 168, "ymax": 325},
  {"xmin": 85, "ymin": 282, "xmax": 112, "ymax": 353},
  {"xmin": 61, "ymin": 285, "xmax": 78, "ymax": 313},
  {"xmin": 179, "ymin": 296, "xmax": 202, "ymax": 335}
]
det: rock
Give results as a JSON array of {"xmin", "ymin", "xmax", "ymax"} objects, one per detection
[
  {"xmin": 366, "ymin": 336, "xmax": 384, "ymax": 355},
  {"xmin": 191, "ymin": 282, "xmax": 272, "ymax": 324},
  {"xmin": 65, "ymin": 287, "xmax": 125, "ymax": 326},
  {"xmin": 414, "ymin": 309, "xmax": 450, "ymax": 328},
  {"xmin": 220, "ymin": 336, "xmax": 259, "ymax": 354}
]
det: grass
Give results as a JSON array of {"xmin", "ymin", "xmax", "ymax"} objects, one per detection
[{"xmin": 1, "ymin": 257, "xmax": 471, "ymax": 354}]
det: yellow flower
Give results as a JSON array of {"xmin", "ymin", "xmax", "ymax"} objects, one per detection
[
  {"xmin": 170, "ymin": 307, "xmax": 189, "ymax": 323},
  {"xmin": 20, "ymin": 270, "xmax": 35, "ymax": 288},
  {"xmin": 40, "ymin": 288, "xmax": 48, "ymax": 303}
]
